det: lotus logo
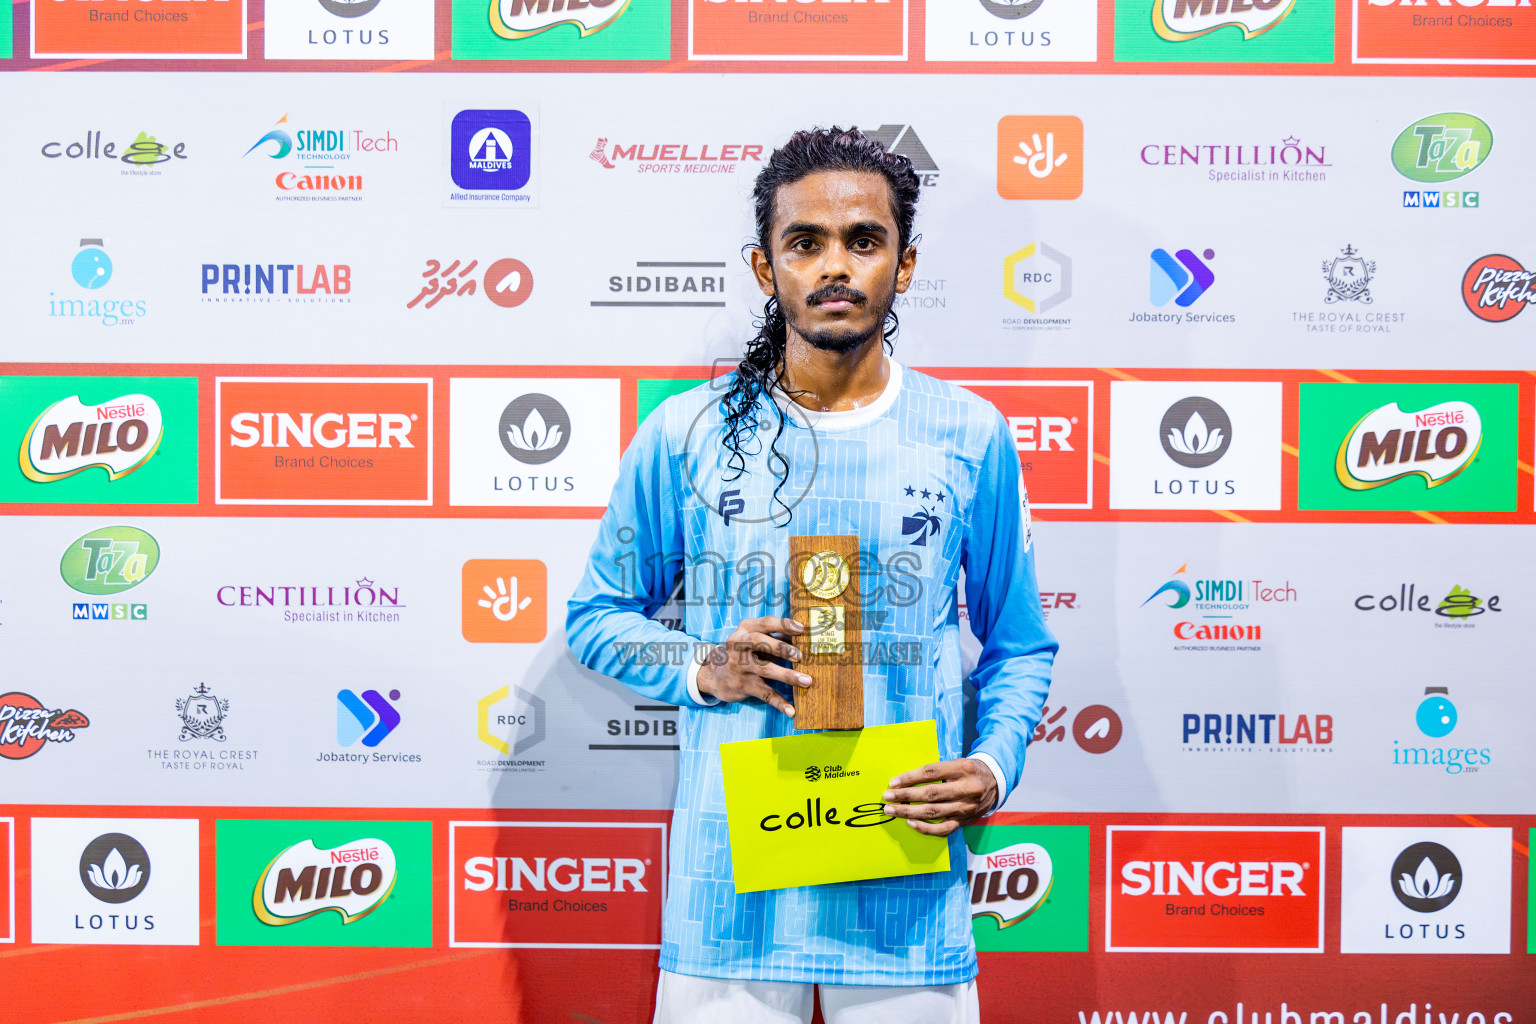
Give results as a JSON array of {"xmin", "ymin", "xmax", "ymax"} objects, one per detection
[
  {"xmin": 979, "ymin": 0, "xmax": 1044, "ymax": 18},
  {"xmin": 1390, "ymin": 841, "xmax": 1461, "ymax": 913},
  {"xmin": 1335, "ymin": 401, "xmax": 1481, "ymax": 491},
  {"xmin": 498, "ymin": 394, "xmax": 571, "ymax": 465},
  {"xmin": 1159, "ymin": 397, "xmax": 1231, "ymax": 469},
  {"xmin": 1153, "ymin": 0, "xmax": 1297, "ymax": 42},
  {"xmin": 80, "ymin": 833, "xmax": 151, "ymax": 904},
  {"xmin": 318, "ymin": 0, "xmax": 382, "ymax": 17},
  {"xmin": 490, "ymin": 0, "xmax": 630, "ymax": 39}
]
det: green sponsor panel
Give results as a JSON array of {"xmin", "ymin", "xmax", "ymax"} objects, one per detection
[
  {"xmin": 216, "ymin": 820, "xmax": 433, "ymax": 947},
  {"xmin": 637, "ymin": 378, "xmax": 706, "ymax": 428},
  {"xmin": 1113, "ymin": 0, "xmax": 1334, "ymax": 64},
  {"xmin": 963, "ymin": 824, "xmax": 1089, "ymax": 952},
  {"xmin": 0, "ymin": 376, "xmax": 198, "ymax": 505},
  {"xmin": 0, "ymin": 3, "xmax": 11, "ymax": 59},
  {"xmin": 451, "ymin": 0, "xmax": 670, "ymax": 60},
  {"xmin": 1298, "ymin": 383, "xmax": 1517, "ymax": 512},
  {"xmin": 1529, "ymin": 828, "xmax": 1534, "ymax": 955}
]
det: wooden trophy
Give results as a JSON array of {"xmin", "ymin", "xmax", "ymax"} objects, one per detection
[{"xmin": 788, "ymin": 534, "xmax": 863, "ymax": 731}]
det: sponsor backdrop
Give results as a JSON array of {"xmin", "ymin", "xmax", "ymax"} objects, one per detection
[{"xmin": 0, "ymin": 2, "xmax": 1532, "ymax": 1022}]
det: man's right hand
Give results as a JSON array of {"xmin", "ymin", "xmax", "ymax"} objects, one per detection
[{"xmin": 696, "ymin": 615, "xmax": 812, "ymax": 717}]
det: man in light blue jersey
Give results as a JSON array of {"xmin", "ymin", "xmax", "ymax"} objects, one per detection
[{"xmin": 567, "ymin": 127, "xmax": 1057, "ymax": 1024}]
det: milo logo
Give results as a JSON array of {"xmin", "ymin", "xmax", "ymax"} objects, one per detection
[
  {"xmin": 1336, "ymin": 400, "xmax": 1481, "ymax": 491},
  {"xmin": 21, "ymin": 393, "xmax": 164, "ymax": 483},
  {"xmin": 1391, "ymin": 113, "xmax": 1493, "ymax": 184},
  {"xmin": 967, "ymin": 840, "xmax": 1053, "ymax": 929},
  {"xmin": 60, "ymin": 526, "xmax": 160, "ymax": 596}
]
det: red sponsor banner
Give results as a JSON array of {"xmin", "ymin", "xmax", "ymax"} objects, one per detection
[
  {"xmin": 0, "ymin": 817, "xmax": 12, "ymax": 943},
  {"xmin": 962, "ymin": 382, "xmax": 1094, "ymax": 509},
  {"xmin": 1107, "ymin": 826, "xmax": 1324, "ymax": 952},
  {"xmin": 450, "ymin": 821, "xmax": 666, "ymax": 948},
  {"xmin": 32, "ymin": 0, "xmax": 247, "ymax": 59},
  {"xmin": 689, "ymin": 0, "xmax": 907, "ymax": 60},
  {"xmin": 1354, "ymin": 0, "xmax": 1536, "ymax": 64},
  {"xmin": 215, "ymin": 378, "xmax": 433, "ymax": 506}
]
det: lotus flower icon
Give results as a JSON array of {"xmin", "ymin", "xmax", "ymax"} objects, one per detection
[
  {"xmin": 1168, "ymin": 411, "xmax": 1223, "ymax": 458},
  {"xmin": 506, "ymin": 407, "xmax": 562, "ymax": 455},
  {"xmin": 1158, "ymin": 396, "xmax": 1233, "ymax": 469},
  {"xmin": 88, "ymin": 847, "xmax": 142, "ymax": 892},
  {"xmin": 78, "ymin": 832, "xmax": 151, "ymax": 903},
  {"xmin": 1389, "ymin": 841, "xmax": 1462, "ymax": 913},
  {"xmin": 497, "ymin": 394, "xmax": 572, "ymax": 465},
  {"xmin": 1398, "ymin": 857, "xmax": 1455, "ymax": 902}
]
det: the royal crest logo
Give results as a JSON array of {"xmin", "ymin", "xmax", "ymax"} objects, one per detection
[
  {"xmin": 254, "ymin": 837, "xmax": 398, "ymax": 926},
  {"xmin": 968, "ymin": 841, "xmax": 1053, "ymax": 928},
  {"xmin": 1322, "ymin": 244, "xmax": 1375, "ymax": 304},
  {"xmin": 490, "ymin": 0, "xmax": 631, "ymax": 37},
  {"xmin": 177, "ymin": 683, "xmax": 230, "ymax": 742},
  {"xmin": 1153, "ymin": 0, "xmax": 1296, "ymax": 42},
  {"xmin": 1335, "ymin": 401, "xmax": 1481, "ymax": 491},
  {"xmin": 0, "ymin": 692, "xmax": 89, "ymax": 760},
  {"xmin": 21, "ymin": 394, "xmax": 164, "ymax": 483}
]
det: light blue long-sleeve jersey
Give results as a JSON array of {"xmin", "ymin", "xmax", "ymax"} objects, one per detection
[{"xmin": 566, "ymin": 361, "xmax": 1057, "ymax": 985}]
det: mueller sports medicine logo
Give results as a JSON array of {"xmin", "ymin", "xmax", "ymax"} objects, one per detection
[
  {"xmin": 22, "ymin": 394, "xmax": 163, "ymax": 483},
  {"xmin": 215, "ymin": 378, "xmax": 432, "ymax": 505},
  {"xmin": 590, "ymin": 139, "xmax": 765, "ymax": 174},
  {"xmin": 1154, "ymin": 0, "xmax": 1296, "ymax": 41},
  {"xmin": 1335, "ymin": 400, "xmax": 1480, "ymax": 490},
  {"xmin": 1462, "ymin": 254, "xmax": 1531, "ymax": 323},
  {"xmin": 32, "ymin": 0, "xmax": 246, "ymax": 58},
  {"xmin": 255, "ymin": 838, "xmax": 398, "ymax": 926},
  {"xmin": 200, "ymin": 262, "xmax": 351, "ymax": 303},
  {"xmin": 968, "ymin": 841, "xmax": 1052, "ymax": 929},
  {"xmin": 0, "ymin": 693, "xmax": 89, "ymax": 760},
  {"xmin": 1107, "ymin": 826, "xmax": 1324, "ymax": 952},
  {"xmin": 1356, "ymin": 0, "xmax": 1536, "ymax": 65},
  {"xmin": 689, "ymin": 0, "xmax": 907, "ymax": 60},
  {"xmin": 490, "ymin": 0, "xmax": 632, "ymax": 38},
  {"xmin": 451, "ymin": 821, "xmax": 666, "ymax": 948}
]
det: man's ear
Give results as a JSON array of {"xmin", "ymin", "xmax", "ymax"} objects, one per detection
[
  {"xmin": 894, "ymin": 243, "xmax": 918, "ymax": 294},
  {"xmin": 750, "ymin": 246, "xmax": 777, "ymax": 298}
]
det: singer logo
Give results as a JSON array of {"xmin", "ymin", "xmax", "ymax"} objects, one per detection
[
  {"xmin": 215, "ymin": 378, "xmax": 432, "ymax": 506},
  {"xmin": 689, "ymin": 0, "xmax": 907, "ymax": 60},
  {"xmin": 1356, "ymin": 0, "xmax": 1536, "ymax": 65},
  {"xmin": 21, "ymin": 394, "xmax": 163, "ymax": 483},
  {"xmin": 958, "ymin": 381, "xmax": 1093, "ymax": 508},
  {"xmin": 33, "ymin": 0, "xmax": 247, "ymax": 58},
  {"xmin": 450, "ymin": 821, "xmax": 666, "ymax": 948},
  {"xmin": 1336, "ymin": 401, "xmax": 1481, "ymax": 490},
  {"xmin": 1107, "ymin": 826, "xmax": 1324, "ymax": 952}
]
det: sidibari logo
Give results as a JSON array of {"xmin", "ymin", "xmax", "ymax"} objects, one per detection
[
  {"xmin": 968, "ymin": 841, "xmax": 1052, "ymax": 928},
  {"xmin": 22, "ymin": 395, "xmax": 163, "ymax": 483},
  {"xmin": 1391, "ymin": 113, "xmax": 1493, "ymax": 184},
  {"xmin": 254, "ymin": 837, "xmax": 397, "ymax": 926},
  {"xmin": 1462, "ymin": 254, "xmax": 1531, "ymax": 323},
  {"xmin": 1335, "ymin": 400, "xmax": 1481, "ymax": 490},
  {"xmin": 490, "ymin": 0, "xmax": 631, "ymax": 38},
  {"xmin": 1153, "ymin": 0, "xmax": 1296, "ymax": 41},
  {"xmin": 60, "ymin": 526, "xmax": 159, "ymax": 595},
  {"xmin": 0, "ymin": 693, "xmax": 90, "ymax": 760}
]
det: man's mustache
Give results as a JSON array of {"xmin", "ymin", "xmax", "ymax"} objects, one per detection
[{"xmin": 805, "ymin": 284, "xmax": 868, "ymax": 307}]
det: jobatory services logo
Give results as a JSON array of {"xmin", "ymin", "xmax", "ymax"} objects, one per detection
[
  {"xmin": 449, "ymin": 378, "xmax": 620, "ymax": 507},
  {"xmin": 0, "ymin": 694, "xmax": 89, "ymax": 760},
  {"xmin": 1147, "ymin": 247, "xmax": 1218, "ymax": 311},
  {"xmin": 956, "ymin": 381, "xmax": 1092, "ymax": 508},
  {"xmin": 29, "ymin": 818, "xmax": 201, "ymax": 945},
  {"xmin": 215, "ymin": 377, "xmax": 433, "ymax": 506},
  {"xmin": 1, "ymin": 376, "xmax": 197, "ymax": 504},
  {"xmin": 1393, "ymin": 113, "xmax": 1492, "ymax": 211},
  {"xmin": 965, "ymin": 825, "xmax": 1089, "ymax": 952},
  {"xmin": 590, "ymin": 138, "xmax": 766, "ymax": 175},
  {"xmin": 476, "ymin": 684, "xmax": 547, "ymax": 772},
  {"xmin": 32, "ymin": 0, "xmax": 246, "ymax": 57},
  {"xmin": 1298, "ymin": 383, "xmax": 1516, "ymax": 511},
  {"xmin": 1355, "ymin": 0, "xmax": 1536, "ymax": 65},
  {"xmin": 1106, "ymin": 826, "xmax": 1325, "ymax": 952},
  {"xmin": 40, "ymin": 132, "xmax": 189, "ymax": 173},
  {"xmin": 1109, "ymin": 382, "xmax": 1282, "ymax": 510},
  {"xmin": 1181, "ymin": 711, "xmax": 1333, "ymax": 754},
  {"xmin": 925, "ymin": 0, "xmax": 1097, "ymax": 61},
  {"xmin": 462, "ymin": 560, "xmax": 547, "ymax": 643},
  {"xmin": 1139, "ymin": 561, "xmax": 1295, "ymax": 651},
  {"xmin": 1340, "ymin": 827, "xmax": 1512, "ymax": 954},
  {"xmin": 448, "ymin": 109, "xmax": 537, "ymax": 205},
  {"xmin": 1001, "ymin": 243, "xmax": 1072, "ymax": 329},
  {"xmin": 450, "ymin": 821, "xmax": 666, "ymax": 948},
  {"xmin": 243, "ymin": 113, "xmax": 400, "ymax": 202},
  {"xmin": 262, "ymin": 0, "xmax": 435, "ymax": 59},
  {"xmin": 1115, "ymin": 0, "xmax": 1332, "ymax": 62},
  {"xmin": 216, "ymin": 820, "xmax": 431, "ymax": 947},
  {"xmin": 689, "ymin": 0, "xmax": 906, "ymax": 59},
  {"xmin": 454, "ymin": 0, "xmax": 668, "ymax": 58},
  {"xmin": 200, "ymin": 261, "xmax": 352, "ymax": 303},
  {"xmin": 51, "ymin": 239, "xmax": 149, "ymax": 327},
  {"xmin": 1393, "ymin": 686, "xmax": 1491, "ymax": 776},
  {"xmin": 408, "ymin": 258, "xmax": 534, "ymax": 309},
  {"xmin": 1462, "ymin": 254, "xmax": 1531, "ymax": 322},
  {"xmin": 1140, "ymin": 135, "xmax": 1330, "ymax": 186},
  {"xmin": 996, "ymin": 117, "xmax": 1082, "ymax": 200},
  {"xmin": 335, "ymin": 688, "xmax": 413, "ymax": 757}
]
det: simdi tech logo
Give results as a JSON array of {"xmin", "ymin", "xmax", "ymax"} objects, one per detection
[
  {"xmin": 214, "ymin": 377, "xmax": 433, "ymax": 506},
  {"xmin": 958, "ymin": 381, "xmax": 1092, "ymax": 508},
  {"xmin": 262, "ymin": 0, "xmax": 435, "ymax": 60},
  {"xmin": 996, "ymin": 117, "xmax": 1082, "ymax": 200},
  {"xmin": 1106, "ymin": 826, "xmax": 1325, "ymax": 952},
  {"xmin": 0, "ymin": 376, "xmax": 198, "ymax": 505},
  {"xmin": 1297, "ymin": 383, "xmax": 1516, "ymax": 511},
  {"xmin": 32, "ymin": 0, "xmax": 246, "ymax": 58},
  {"xmin": 453, "ymin": 0, "xmax": 669, "ymax": 59},
  {"xmin": 1355, "ymin": 0, "xmax": 1536, "ymax": 65},
  {"xmin": 243, "ymin": 112, "xmax": 400, "ymax": 202},
  {"xmin": 30, "ymin": 818, "xmax": 201, "ymax": 945},
  {"xmin": 924, "ymin": 0, "xmax": 1098, "ymax": 62},
  {"xmin": 216, "ymin": 820, "xmax": 431, "ymax": 947},
  {"xmin": 689, "ymin": 0, "xmax": 907, "ymax": 60},
  {"xmin": 1114, "ymin": 0, "xmax": 1332, "ymax": 62},
  {"xmin": 964, "ymin": 825, "xmax": 1089, "ymax": 952}
]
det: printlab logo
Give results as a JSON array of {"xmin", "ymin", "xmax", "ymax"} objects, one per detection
[
  {"xmin": 337, "ymin": 689, "xmax": 401, "ymax": 747},
  {"xmin": 80, "ymin": 833, "xmax": 150, "ymax": 904},
  {"xmin": 0, "ymin": 692, "xmax": 89, "ymax": 760},
  {"xmin": 1159, "ymin": 397, "xmax": 1231, "ymax": 469},
  {"xmin": 924, "ymin": 0, "xmax": 1097, "ymax": 63},
  {"xmin": 450, "ymin": 109, "xmax": 533, "ymax": 196},
  {"xmin": 1393, "ymin": 113, "xmax": 1491, "ymax": 211},
  {"xmin": 262, "ymin": 0, "xmax": 435, "ymax": 59},
  {"xmin": 1151, "ymin": 248, "xmax": 1215, "ymax": 307},
  {"xmin": 996, "ymin": 117, "xmax": 1082, "ymax": 200},
  {"xmin": 867, "ymin": 126, "xmax": 939, "ymax": 187},
  {"xmin": 1181, "ymin": 711, "xmax": 1333, "ymax": 753},
  {"xmin": 1392, "ymin": 842, "xmax": 1460, "ymax": 913},
  {"xmin": 461, "ymin": 559, "xmax": 547, "ymax": 643},
  {"xmin": 40, "ymin": 132, "xmax": 189, "ymax": 173},
  {"xmin": 51, "ymin": 240, "xmax": 149, "ymax": 327},
  {"xmin": 408, "ymin": 258, "xmax": 534, "ymax": 309},
  {"xmin": 1002, "ymin": 242, "xmax": 1071, "ymax": 322},
  {"xmin": 176, "ymin": 683, "xmax": 229, "ymax": 742},
  {"xmin": 477, "ymin": 684, "xmax": 546, "ymax": 763},
  {"xmin": 1461, "ymin": 254, "xmax": 1531, "ymax": 323},
  {"xmin": 200, "ymin": 261, "xmax": 352, "ymax": 303}
]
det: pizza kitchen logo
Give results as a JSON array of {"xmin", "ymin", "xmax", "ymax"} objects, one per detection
[
  {"xmin": 1462, "ymin": 254, "xmax": 1531, "ymax": 323},
  {"xmin": 254, "ymin": 837, "xmax": 398, "ymax": 926},
  {"xmin": 0, "ymin": 692, "xmax": 90, "ymax": 760},
  {"xmin": 1335, "ymin": 400, "xmax": 1480, "ymax": 491},
  {"xmin": 22, "ymin": 394, "xmax": 163, "ymax": 483}
]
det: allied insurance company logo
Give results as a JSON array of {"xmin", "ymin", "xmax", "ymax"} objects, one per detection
[
  {"xmin": 1462, "ymin": 254, "xmax": 1531, "ymax": 323},
  {"xmin": 254, "ymin": 837, "xmax": 398, "ymax": 926},
  {"xmin": 22, "ymin": 393, "xmax": 163, "ymax": 483},
  {"xmin": 407, "ymin": 258, "xmax": 534, "ymax": 310},
  {"xmin": 51, "ymin": 239, "xmax": 149, "ymax": 327},
  {"xmin": 688, "ymin": 0, "xmax": 907, "ymax": 60},
  {"xmin": 1153, "ymin": 0, "xmax": 1296, "ymax": 43},
  {"xmin": 996, "ymin": 116, "xmax": 1082, "ymax": 200},
  {"xmin": 1334, "ymin": 400, "xmax": 1480, "ymax": 491},
  {"xmin": 62, "ymin": 525, "xmax": 159, "ymax": 624},
  {"xmin": 1393, "ymin": 113, "xmax": 1492, "ymax": 211},
  {"xmin": 0, "ymin": 693, "xmax": 89, "ymax": 760},
  {"xmin": 490, "ymin": 0, "xmax": 632, "ymax": 39},
  {"xmin": 450, "ymin": 110, "xmax": 532, "ymax": 193}
]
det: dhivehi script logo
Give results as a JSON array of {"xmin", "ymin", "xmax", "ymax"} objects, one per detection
[
  {"xmin": 967, "ymin": 841, "xmax": 1053, "ymax": 928},
  {"xmin": 21, "ymin": 394, "xmax": 164, "ymax": 483},
  {"xmin": 253, "ymin": 837, "xmax": 397, "ymax": 926},
  {"xmin": 1153, "ymin": 0, "xmax": 1296, "ymax": 42},
  {"xmin": 490, "ymin": 0, "xmax": 631, "ymax": 39},
  {"xmin": 1335, "ymin": 401, "xmax": 1481, "ymax": 491}
]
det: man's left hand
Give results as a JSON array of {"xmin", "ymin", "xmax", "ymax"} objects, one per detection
[{"xmin": 882, "ymin": 758, "xmax": 998, "ymax": 837}]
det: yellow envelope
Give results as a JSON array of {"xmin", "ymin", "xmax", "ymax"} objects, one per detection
[{"xmin": 719, "ymin": 720, "xmax": 951, "ymax": 894}]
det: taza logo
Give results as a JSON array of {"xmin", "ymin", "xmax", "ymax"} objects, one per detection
[
  {"xmin": 1391, "ymin": 113, "xmax": 1493, "ymax": 184},
  {"xmin": 60, "ymin": 526, "xmax": 159, "ymax": 595},
  {"xmin": 1153, "ymin": 0, "xmax": 1296, "ymax": 41},
  {"xmin": 1335, "ymin": 400, "xmax": 1480, "ymax": 490},
  {"xmin": 1392, "ymin": 842, "xmax": 1460, "ymax": 913},
  {"xmin": 80, "ymin": 833, "xmax": 150, "ymax": 904},
  {"xmin": 490, "ymin": 0, "xmax": 631, "ymax": 38},
  {"xmin": 1159, "ymin": 397, "xmax": 1231, "ymax": 468},
  {"xmin": 1461, "ymin": 254, "xmax": 1530, "ymax": 323},
  {"xmin": 254, "ymin": 837, "xmax": 398, "ymax": 926}
]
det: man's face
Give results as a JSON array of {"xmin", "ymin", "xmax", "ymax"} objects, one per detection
[{"xmin": 752, "ymin": 170, "xmax": 916, "ymax": 354}]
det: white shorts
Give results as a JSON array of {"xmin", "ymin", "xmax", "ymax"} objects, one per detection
[{"xmin": 651, "ymin": 969, "xmax": 981, "ymax": 1024}]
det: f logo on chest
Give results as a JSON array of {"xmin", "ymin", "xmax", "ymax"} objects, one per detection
[{"xmin": 717, "ymin": 488, "xmax": 745, "ymax": 525}]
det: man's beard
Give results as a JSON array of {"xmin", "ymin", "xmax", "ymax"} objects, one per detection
[{"xmin": 781, "ymin": 282, "xmax": 890, "ymax": 354}]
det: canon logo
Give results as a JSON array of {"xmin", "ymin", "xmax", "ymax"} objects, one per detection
[
  {"xmin": 1120, "ymin": 860, "xmax": 1306, "ymax": 897},
  {"xmin": 462, "ymin": 856, "xmax": 648, "ymax": 893},
  {"xmin": 228, "ymin": 412, "xmax": 417, "ymax": 449}
]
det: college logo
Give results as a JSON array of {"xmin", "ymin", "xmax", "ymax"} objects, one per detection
[
  {"xmin": 215, "ymin": 378, "xmax": 432, "ymax": 506},
  {"xmin": 216, "ymin": 820, "xmax": 431, "ymax": 947},
  {"xmin": 1355, "ymin": 0, "xmax": 1536, "ymax": 65},
  {"xmin": 30, "ymin": 818, "xmax": 201, "ymax": 944},
  {"xmin": 263, "ymin": 0, "xmax": 435, "ymax": 59},
  {"xmin": 1002, "ymin": 242, "xmax": 1071, "ymax": 320},
  {"xmin": 408, "ymin": 258, "xmax": 533, "ymax": 309},
  {"xmin": 1340, "ymin": 827, "xmax": 1512, "ymax": 954},
  {"xmin": 1107, "ymin": 827, "xmax": 1325, "ymax": 952},
  {"xmin": 1393, "ymin": 686, "xmax": 1491, "ymax": 775},
  {"xmin": 451, "ymin": 821, "xmax": 666, "ymax": 947},
  {"xmin": 337, "ymin": 689, "xmax": 401, "ymax": 748},
  {"xmin": 1462, "ymin": 254, "xmax": 1531, "ymax": 323},
  {"xmin": 32, "ymin": 0, "xmax": 246, "ymax": 57},
  {"xmin": 462, "ymin": 560, "xmax": 547, "ymax": 643},
  {"xmin": 1354, "ymin": 583, "xmax": 1503, "ymax": 625},
  {"xmin": 449, "ymin": 110, "xmax": 534, "ymax": 197},
  {"xmin": 958, "ymin": 381, "xmax": 1091, "ymax": 508},
  {"xmin": 1299, "ymin": 383, "xmax": 1516, "ymax": 511},
  {"xmin": 996, "ymin": 117, "xmax": 1082, "ymax": 200},
  {"xmin": 1115, "ymin": 0, "xmax": 1331, "ymax": 61},
  {"xmin": 60, "ymin": 526, "xmax": 159, "ymax": 596},
  {"xmin": 689, "ymin": 0, "xmax": 906, "ymax": 60},
  {"xmin": 1392, "ymin": 113, "xmax": 1493, "ymax": 184},
  {"xmin": 925, "ymin": 0, "xmax": 1097, "ymax": 62},
  {"xmin": 965, "ymin": 826, "xmax": 1089, "ymax": 951},
  {"xmin": 0, "ymin": 693, "xmax": 89, "ymax": 760},
  {"xmin": 41, "ymin": 133, "xmax": 188, "ymax": 169}
]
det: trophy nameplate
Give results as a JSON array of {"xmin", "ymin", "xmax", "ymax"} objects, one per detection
[{"xmin": 788, "ymin": 534, "xmax": 863, "ymax": 731}]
